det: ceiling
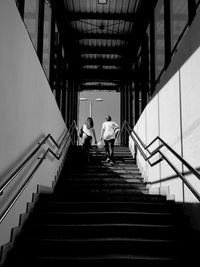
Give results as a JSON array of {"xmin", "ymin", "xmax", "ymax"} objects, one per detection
[{"xmin": 53, "ymin": 0, "xmax": 156, "ymax": 91}]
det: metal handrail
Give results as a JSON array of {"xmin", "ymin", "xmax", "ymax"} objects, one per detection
[
  {"xmin": 121, "ymin": 120, "xmax": 200, "ymax": 201},
  {"xmin": 0, "ymin": 120, "xmax": 78, "ymax": 223}
]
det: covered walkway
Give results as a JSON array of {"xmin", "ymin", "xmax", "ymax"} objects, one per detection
[{"xmin": 1, "ymin": 0, "xmax": 200, "ymax": 265}]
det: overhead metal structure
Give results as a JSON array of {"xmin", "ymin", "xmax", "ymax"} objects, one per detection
[{"xmin": 52, "ymin": 0, "xmax": 156, "ymax": 91}]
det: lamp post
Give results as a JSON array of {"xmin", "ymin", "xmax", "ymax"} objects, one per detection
[{"xmin": 80, "ymin": 97, "xmax": 103, "ymax": 118}]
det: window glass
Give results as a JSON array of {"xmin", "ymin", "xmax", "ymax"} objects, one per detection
[
  {"xmin": 146, "ymin": 25, "xmax": 151, "ymax": 99},
  {"xmin": 195, "ymin": 0, "xmax": 200, "ymax": 7},
  {"xmin": 155, "ymin": 0, "xmax": 165, "ymax": 80},
  {"xmin": 42, "ymin": 1, "xmax": 52, "ymax": 79},
  {"xmin": 170, "ymin": 0, "xmax": 188, "ymax": 51},
  {"xmin": 24, "ymin": 0, "xmax": 39, "ymax": 50}
]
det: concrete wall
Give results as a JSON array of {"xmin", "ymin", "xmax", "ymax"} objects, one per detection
[
  {"xmin": 130, "ymin": 6, "xmax": 200, "ymax": 203},
  {"xmin": 0, "ymin": 0, "xmax": 69, "ymax": 256}
]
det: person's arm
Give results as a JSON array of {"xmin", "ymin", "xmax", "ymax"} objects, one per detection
[
  {"xmin": 113, "ymin": 122, "xmax": 120, "ymax": 139},
  {"xmin": 100, "ymin": 123, "xmax": 105, "ymax": 141},
  {"xmin": 93, "ymin": 128, "xmax": 97, "ymax": 144}
]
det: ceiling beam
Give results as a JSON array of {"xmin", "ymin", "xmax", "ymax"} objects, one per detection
[
  {"xmin": 78, "ymin": 46, "xmax": 126, "ymax": 55},
  {"xmin": 68, "ymin": 68, "xmax": 133, "ymax": 81},
  {"xmin": 79, "ymin": 58, "xmax": 123, "ymax": 67},
  {"xmin": 80, "ymin": 84, "xmax": 120, "ymax": 91},
  {"xmin": 66, "ymin": 12, "xmax": 134, "ymax": 22},
  {"xmin": 76, "ymin": 33, "xmax": 131, "ymax": 41}
]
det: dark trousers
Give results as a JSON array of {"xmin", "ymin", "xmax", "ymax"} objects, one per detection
[
  {"xmin": 104, "ymin": 139, "xmax": 115, "ymax": 161},
  {"xmin": 82, "ymin": 136, "xmax": 92, "ymax": 162}
]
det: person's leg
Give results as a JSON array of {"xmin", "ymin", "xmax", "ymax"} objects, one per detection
[
  {"xmin": 109, "ymin": 139, "xmax": 115, "ymax": 163},
  {"xmin": 104, "ymin": 140, "xmax": 110, "ymax": 161},
  {"xmin": 83, "ymin": 137, "xmax": 91, "ymax": 162},
  {"xmin": 87, "ymin": 137, "xmax": 92, "ymax": 162}
]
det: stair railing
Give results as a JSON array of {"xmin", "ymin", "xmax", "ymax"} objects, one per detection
[
  {"xmin": 0, "ymin": 120, "xmax": 78, "ymax": 223},
  {"xmin": 120, "ymin": 120, "xmax": 200, "ymax": 201}
]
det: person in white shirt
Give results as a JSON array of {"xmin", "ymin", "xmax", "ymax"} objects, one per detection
[
  {"xmin": 100, "ymin": 115, "xmax": 119, "ymax": 165},
  {"xmin": 80, "ymin": 117, "xmax": 97, "ymax": 162}
]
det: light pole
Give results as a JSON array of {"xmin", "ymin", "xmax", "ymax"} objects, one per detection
[{"xmin": 80, "ymin": 97, "xmax": 103, "ymax": 118}]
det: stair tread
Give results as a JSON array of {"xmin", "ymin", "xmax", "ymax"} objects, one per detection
[
  {"xmin": 3, "ymin": 146, "xmax": 187, "ymax": 266},
  {"xmin": 33, "ymin": 237, "xmax": 176, "ymax": 243},
  {"xmin": 36, "ymin": 200, "xmax": 173, "ymax": 205},
  {"xmin": 33, "ymin": 254, "xmax": 175, "ymax": 261},
  {"xmin": 32, "ymin": 222, "xmax": 177, "ymax": 227},
  {"xmin": 35, "ymin": 211, "xmax": 174, "ymax": 215}
]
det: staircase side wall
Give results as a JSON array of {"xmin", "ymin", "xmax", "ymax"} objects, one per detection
[
  {"xmin": 132, "ymin": 6, "xmax": 200, "ymax": 203},
  {"xmin": 0, "ymin": 0, "xmax": 70, "ymax": 258}
]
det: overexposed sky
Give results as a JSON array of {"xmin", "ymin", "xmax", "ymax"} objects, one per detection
[{"xmin": 78, "ymin": 90, "xmax": 120, "ymax": 142}]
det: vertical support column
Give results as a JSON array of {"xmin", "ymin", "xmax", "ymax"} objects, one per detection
[
  {"xmin": 67, "ymin": 80, "xmax": 77, "ymax": 128},
  {"xmin": 128, "ymin": 81, "xmax": 133, "ymax": 129},
  {"xmin": 72, "ymin": 83, "xmax": 75, "ymax": 126},
  {"xmin": 120, "ymin": 86, "xmax": 125, "ymax": 146},
  {"xmin": 61, "ymin": 78, "xmax": 66, "ymax": 122},
  {"xmin": 134, "ymin": 64, "xmax": 140, "ymax": 123},
  {"xmin": 37, "ymin": 0, "xmax": 45, "ymax": 63},
  {"xmin": 16, "ymin": 0, "xmax": 25, "ymax": 19},
  {"xmin": 55, "ymin": 43, "xmax": 62, "ymax": 109},
  {"xmin": 73, "ymin": 83, "xmax": 79, "ymax": 144},
  {"xmin": 150, "ymin": 16, "xmax": 155, "ymax": 96},
  {"xmin": 188, "ymin": 0, "xmax": 196, "ymax": 25},
  {"xmin": 49, "ymin": 7, "xmax": 55, "ymax": 91},
  {"xmin": 65, "ymin": 80, "xmax": 69, "ymax": 127},
  {"xmin": 55, "ymin": 85, "xmax": 61, "ymax": 109},
  {"xmin": 132, "ymin": 81, "xmax": 136, "ymax": 127},
  {"xmin": 120, "ymin": 82, "xmax": 131, "ymax": 146},
  {"xmin": 124, "ymin": 83, "xmax": 129, "ymax": 146},
  {"xmin": 164, "ymin": 0, "xmax": 171, "ymax": 69},
  {"xmin": 66, "ymin": 80, "xmax": 72, "ymax": 128},
  {"xmin": 141, "ymin": 34, "xmax": 148, "ymax": 112},
  {"xmin": 75, "ymin": 85, "xmax": 79, "ymax": 124}
]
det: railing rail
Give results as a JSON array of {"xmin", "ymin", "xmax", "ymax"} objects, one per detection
[
  {"xmin": 121, "ymin": 120, "xmax": 200, "ymax": 201},
  {"xmin": 0, "ymin": 120, "xmax": 78, "ymax": 223}
]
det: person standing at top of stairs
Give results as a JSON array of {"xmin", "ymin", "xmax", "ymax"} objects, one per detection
[{"xmin": 100, "ymin": 115, "xmax": 119, "ymax": 166}]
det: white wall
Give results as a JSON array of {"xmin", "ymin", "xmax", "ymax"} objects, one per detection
[
  {"xmin": 132, "ymin": 7, "xmax": 200, "ymax": 203},
  {"xmin": 0, "ymin": 0, "xmax": 69, "ymax": 253}
]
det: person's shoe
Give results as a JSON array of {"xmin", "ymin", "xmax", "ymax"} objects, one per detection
[
  {"xmin": 106, "ymin": 158, "xmax": 110, "ymax": 162},
  {"xmin": 110, "ymin": 161, "xmax": 114, "ymax": 166}
]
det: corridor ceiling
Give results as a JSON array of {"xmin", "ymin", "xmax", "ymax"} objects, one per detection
[{"xmin": 53, "ymin": 0, "xmax": 156, "ymax": 91}]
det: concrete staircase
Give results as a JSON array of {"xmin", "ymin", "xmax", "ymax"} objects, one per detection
[{"xmin": 3, "ymin": 145, "xmax": 198, "ymax": 266}]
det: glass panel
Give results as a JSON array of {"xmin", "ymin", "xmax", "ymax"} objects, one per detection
[
  {"xmin": 195, "ymin": 0, "xmax": 200, "ymax": 12},
  {"xmin": 170, "ymin": 0, "xmax": 188, "ymax": 51},
  {"xmin": 51, "ymin": 23, "xmax": 59, "ymax": 92},
  {"xmin": 146, "ymin": 25, "xmax": 151, "ymax": 100},
  {"xmin": 24, "ymin": 0, "xmax": 39, "ymax": 50},
  {"xmin": 195, "ymin": 0, "xmax": 200, "ymax": 6},
  {"xmin": 155, "ymin": 0, "xmax": 165, "ymax": 80},
  {"xmin": 42, "ymin": 1, "xmax": 52, "ymax": 79}
]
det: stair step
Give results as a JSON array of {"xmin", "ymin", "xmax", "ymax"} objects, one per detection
[
  {"xmin": 88, "ymin": 165, "xmax": 138, "ymax": 170},
  {"xmin": 30, "ymin": 211, "xmax": 177, "ymax": 225},
  {"xmin": 3, "ymin": 146, "xmax": 187, "ymax": 266},
  {"xmin": 29, "ymin": 255, "xmax": 177, "ymax": 266},
  {"xmin": 52, "ymin": 189, "xmax": 150, "ymax": 196},
  {"xmin": 64, "ymin": 177, "xmax": 143, "ymax": 183},
  {"xmin": 35, "ymin": 201, "xmax": 177, "ymax": 213},
  {"xmin": 56, "ymin": 183, "xmax": 146, "ymax": 190},
  {"xmin": 70, "ymin": 172, "xmax": 141, "ymax": 177},
  {"xmin": 22, "ymin": 223, "xmax": 179, "ymax": 240},
  {"xmin": 14, "ymin": 238, "xmax": 177, "ymax": 258},
  {"xmin": 38, "ymin": 192, "xmax": 167, "ymax": 202}
]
